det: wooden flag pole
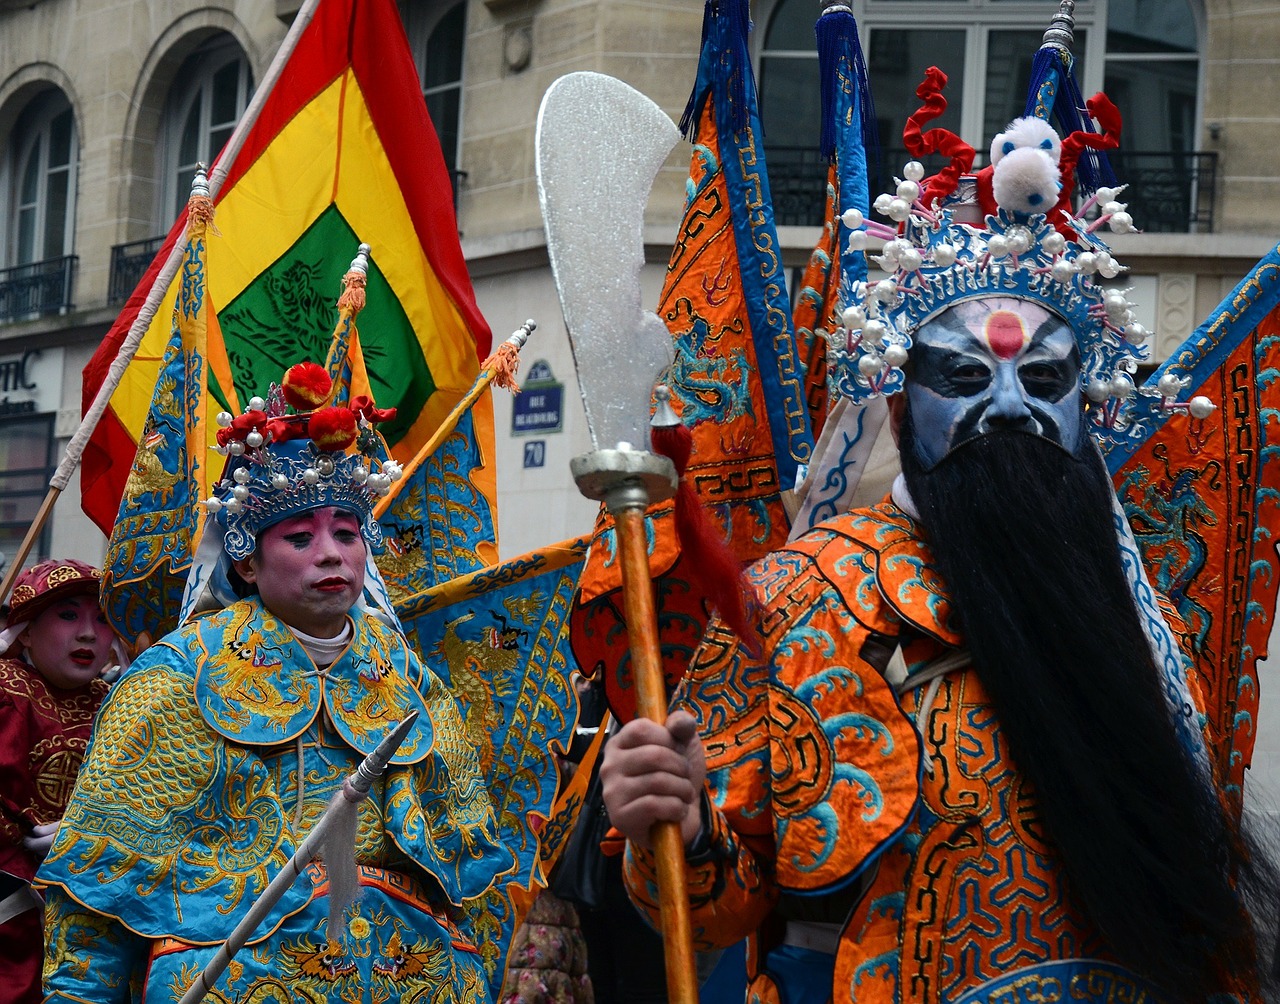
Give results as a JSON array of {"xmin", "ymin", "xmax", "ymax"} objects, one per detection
[
  {"xmin": 614, "ymin": 503, "xmax": 699, "ymax": 1003},
  {"xmin": 570, "ymin": 446, "xmax": 697, "ymax": 1004},
  {"xmin": 372, "ymin": 320, "xmax": 535, "ymax": 521}
]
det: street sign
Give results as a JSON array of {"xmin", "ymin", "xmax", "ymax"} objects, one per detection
[
  {"xmin": 512, "ymin": 359, "xmax": 564, "ymax": 436},
  {"xmin": 523, "ymin": 441, "xmax": 546, "ymax": 468}
]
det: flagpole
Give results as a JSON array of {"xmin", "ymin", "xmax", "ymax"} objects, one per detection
[
  {"xmin": 371, "ymin": 320, "xmax": 535, "ymax": 521},
  {"xmin": 0, "ymin": 0, "xmax": 324, "ymax": 604}
]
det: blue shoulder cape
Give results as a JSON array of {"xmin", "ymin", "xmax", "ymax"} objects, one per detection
[{"xmin": 36, "ymin": 597, "xmax": 514, "ymax": 944}]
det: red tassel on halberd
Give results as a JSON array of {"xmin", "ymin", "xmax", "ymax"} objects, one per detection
[{"xmin": 650, "ymin": 420, "xmax": 760, "ymax": 654}]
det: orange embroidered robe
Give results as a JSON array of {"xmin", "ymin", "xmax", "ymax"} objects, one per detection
[{"xmin": 625, "ymin": 502, "xmax": 1196, "ymax": 1004}]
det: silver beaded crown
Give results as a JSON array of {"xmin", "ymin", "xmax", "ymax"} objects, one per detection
[
  {"xmin": 828, "ymin": 134, "xmax": 1214, "ymax": 438},
  {"xmin": 202, "ymin": 378, "xmax": 403, "ymax": 561}
]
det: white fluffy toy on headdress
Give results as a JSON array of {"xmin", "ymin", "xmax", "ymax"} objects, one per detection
[
  {"xmin": 991, "ymin": 146, "xmax": 1061, "ymax": 215},
  {"xmin": 990, "ymin": 117, "xmax": 1063, "ymax": 215},
  {"xmin": 990, "ymin": 116, "xmax": 1062, "ymax": 165}
]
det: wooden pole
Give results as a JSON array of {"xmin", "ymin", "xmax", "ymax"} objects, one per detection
[
  {"xmin": 0, "ymin": 487, "xmax": 61, "ymax": 602},
  {"xmin": 613, "ymin": 503, "xmax": 699, "ymax": 1004}
]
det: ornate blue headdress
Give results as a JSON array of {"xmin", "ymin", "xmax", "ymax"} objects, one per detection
[
  {"xmin": 826, "ymin": 70, "xmax": 1214, "ymax": 445},
  {"xmin": 201, "ymin": 362, "xmax": 402, "ymax": 561}
]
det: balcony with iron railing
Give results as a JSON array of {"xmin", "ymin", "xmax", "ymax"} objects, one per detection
[
  {"xmin": 0, "ymin": 256, "xmax": 77, "ymax": 323},
  {"xmin": 769, "ymin": 146, "xmax": 1219, "ymax": 234},
  {"xmin": 108, "ymin": 235, "xmax": 167, "ymax": 305}
]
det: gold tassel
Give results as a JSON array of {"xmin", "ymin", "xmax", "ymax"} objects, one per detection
[{"xmin": 481, "ymin": 340, "xmax": 522, "ymax": 393}]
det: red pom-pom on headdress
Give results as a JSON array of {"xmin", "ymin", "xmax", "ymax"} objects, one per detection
[
  {"xmin": 282, "ymin": 362, "xmax": 332, "ymax": 410},
  {"xmin": 307, "ymin": 407, "xmax": 359, "ymax": 451}
]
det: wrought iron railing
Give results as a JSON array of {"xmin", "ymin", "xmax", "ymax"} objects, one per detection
[
  {"xmin": 767, "ymin": 146, "xmax": 1218, "ymax": 234},
  {"xmin": 109, "ymin": 235, "xmax": 167, "ymax": 305},
  {"xmin": 1105, "ymin": 151, "xmax": 1217, "ymax": 233},
  {"xmin": 0, "ymin": 255, "xmax": 77, "ymax": 323}
]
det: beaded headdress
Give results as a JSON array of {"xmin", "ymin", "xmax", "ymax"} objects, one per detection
[
  {"xmin": 826, "ymin": 68, "xmax": 1213, "ymax": 441},
  {"xmin": 202, "ymin": 362, "xmax": 402, "ymax": 561}
]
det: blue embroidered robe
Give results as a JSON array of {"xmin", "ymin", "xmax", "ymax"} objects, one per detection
[{"xmin": 38, "ymin": 597, "xmax": 514, "ymax": 1003}]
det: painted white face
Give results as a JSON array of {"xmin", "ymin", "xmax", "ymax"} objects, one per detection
[
  {"xmin": 904, "ymin": 297, "xmax": 1083, "ymax": 469},
  {"xmin": 19, "ymin": 595, "xmax": 114, "ymax": 690},
  {"xmin": 234, "ymin": 507, "xmax": 367, "ymax": 638}
]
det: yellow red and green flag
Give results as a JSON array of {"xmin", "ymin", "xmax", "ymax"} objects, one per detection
[{"xmin": 81, "ymin": 0, "xmax": 494, "ymax": 539}]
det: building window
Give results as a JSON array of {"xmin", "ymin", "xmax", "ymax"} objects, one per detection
[
  {"xmin": 757, "ymin": 0, "xmax": 1208, "ymax": 231},
  {"xmin": 1104, "ymin": 0, "xmax": 1198, "ymax": 154},
  {"xmin": 0, "ymin": 413, "xmax": 55, "ymax": 571},
  {"xmin": 400, "ymin": 0, "xmax": 467, "ymax": 187},
  {"xmin": 5, "ymin": 91, "xmax": 77, "ymax": 268},
  {"xmin": 161, "ymin": 40, "xmax": 252, "ymax": 222}
]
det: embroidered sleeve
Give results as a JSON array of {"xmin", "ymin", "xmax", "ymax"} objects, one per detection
[
  {"xmin": 35, "ymin": 652, "xmax": 307, "ymax": 941},
  {"xmin": 621, "ymin": 595, "xmax": 780, "ymax": 949},
  {"xmin": 623, "ymin": 774, "xmax": 777, "ymax": 950},
  {"xmin": 622, "ymin": 530, "xmax": 922, "ymax": 948},
  {"xmin": 43, "ymin": 885, "xmax": 147, "ymax": 1004}
]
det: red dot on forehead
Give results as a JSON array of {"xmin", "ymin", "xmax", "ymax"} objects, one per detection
[{"xmin": 984, "ymin": 310, "xmax": 1028, "ymax": 360}]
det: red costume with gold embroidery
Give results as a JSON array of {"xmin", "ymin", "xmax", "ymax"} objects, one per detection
[
  {"xmin": 0, "ymin": 659, "xmax": 107, "ymax": 1002},
  {"xmin": 0, "ymin": 558, "xmax": 113, "ymax": 1003},
  {"xmin": 0, "ymin": 660, "xmax": 106, "ymax": 884},
  {"xmin": 624, "ymin": 502, "xmax": 1205, "ymax": 1004}
]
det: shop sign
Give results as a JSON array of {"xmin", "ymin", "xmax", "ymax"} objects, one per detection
[{"xmin": 0, "ymin": 348, "xmax": 62, "ymax": 418}]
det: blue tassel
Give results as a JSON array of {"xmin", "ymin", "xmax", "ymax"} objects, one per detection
[
  {"xmin": 816, "ymin": 9, "xmax": 846, "ymax": 161},
  {"xmin": 848, "ymin": 21, "xmax": 878, "ymax": 183},
  {"xmin": 1024, "ymin": 48, "xmax": 1062, "ymax": 122},
  {"xmin": 1057, "ymin": 65, "xmax": 1118, "ymax": 192},
  {"xmin": 720, "ymin": 0, "xmax": 753, "ymax": 136},
  {"xmin": 816, "ymin": 9, "xmax": 878, "ymax": 174},
  {"xmin": 678, "ymin": 0, "xmax": 754, "ymax": 141},
  {"xmin": 678, "ymin": 0, "xmax": 715, "ymax": 139},
  {"xmin": 1021, "ymin": 46, "xmax": 1116, "ymax": 194}
]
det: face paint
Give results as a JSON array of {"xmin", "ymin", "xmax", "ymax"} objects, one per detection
[{"xmin": 904, "ymin": 296, "xmax": 1083, "ymax": 469}]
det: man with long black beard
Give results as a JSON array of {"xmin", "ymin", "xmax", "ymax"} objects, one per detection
[{"xmin": 599, "ymin": 293, "xmax": 1275, "ymax": 1003}]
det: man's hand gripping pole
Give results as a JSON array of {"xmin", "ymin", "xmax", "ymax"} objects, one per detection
[{"xmin": 570, "ymin": 446, "xmax": 698, "ymax": 1003}]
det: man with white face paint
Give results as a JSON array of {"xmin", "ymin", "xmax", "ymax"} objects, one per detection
[
  {"xmin": 38, "ymin": 364, "xmax": 515, "ymax": 1004},
  {"xmin": 598, "ymin": 104, "xmax": 1275, "ymax": 1002}
]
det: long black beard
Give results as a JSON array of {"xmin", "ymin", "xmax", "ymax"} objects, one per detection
[{"xmin": 899, "ymin": 414, "xmax": 1273, "ymax": 1001}]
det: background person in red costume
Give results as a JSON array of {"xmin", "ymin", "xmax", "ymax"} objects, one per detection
[{"xmin": 0, "ymin": 559, "xmax": 116, "ymax": 1004}]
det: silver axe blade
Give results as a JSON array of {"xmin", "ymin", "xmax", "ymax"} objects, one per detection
[{"xmin": 535, "ymin": 71, "xmax": 679, "ymax": 457}]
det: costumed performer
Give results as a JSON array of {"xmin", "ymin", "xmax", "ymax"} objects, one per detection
[
  {"xmin": 599, "ymin": 78, "xmax": 1277, "ymax": 1003},
  {"xmin": 0, "ymin": 559, "xmax": 116, "ymax": 1003},
  {"xmin": 38, "ymin": 362, "xmax": 516, "ymax": 1003}
]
